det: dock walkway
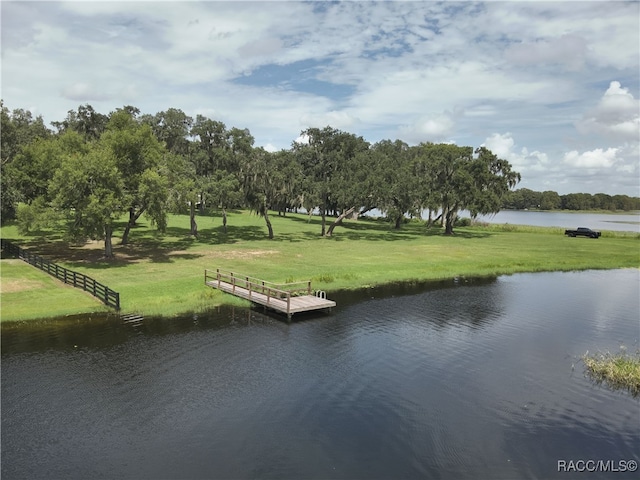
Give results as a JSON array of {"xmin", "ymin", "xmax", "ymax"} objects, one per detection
[{"xmin": 204, "ymin": 269, "xmax": 336, "ymax": 320}]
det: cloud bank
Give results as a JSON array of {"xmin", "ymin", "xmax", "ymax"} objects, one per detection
[{"xmin": 2, "ymin": 1, "xmax": 638, "ymax": 195}]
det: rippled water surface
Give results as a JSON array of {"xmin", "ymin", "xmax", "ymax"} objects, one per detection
[{"xmin": 2, "ymin": 270, "xmax": 639, "ymax": 479}]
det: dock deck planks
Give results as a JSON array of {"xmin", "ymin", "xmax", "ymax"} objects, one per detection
[{"xmin": 204, "ymin": 269, "xmax": 336, "ymax": 320}]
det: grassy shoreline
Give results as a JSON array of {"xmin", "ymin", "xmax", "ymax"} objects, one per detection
[{"xmin": 1, "ymin": 210, "xmax": 639, "ymax": 322}]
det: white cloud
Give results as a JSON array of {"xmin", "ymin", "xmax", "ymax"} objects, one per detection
[
  {"xmin": 398, "ymin": 111, "xmax": 456, "ymax": 144},
  {"xmin": 563, "ymin": 148, "xmax": 619, "ymax": 169},
  {"xmin": 61, "ymin": 82, "xmax": 111, "ymax": 101},
  {"xmin": 2, "ymin": 1, "xmax": 639, "ymax": 195},
  {"xmin": 504, "ymin": 34, "xmax": 587, "ymax": 71},
  {"xmin": 294, "ymin": 134, "xmax": 309, "ymax": 145},
  {"xmin": 482, "ymin": 133, "xmax": 550, "ymax": 173},
  {"xmin": 299, "ymin": 111, "xmax": 358, "ymax": 130},
  {"xmin": 577, "ymin": 81, "xmax": 640, "ymax": 142}
]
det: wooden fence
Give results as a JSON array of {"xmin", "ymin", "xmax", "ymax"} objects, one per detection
[{"xmin": 1, "ymin": 239, "xmax": 120, "ymax": 310}]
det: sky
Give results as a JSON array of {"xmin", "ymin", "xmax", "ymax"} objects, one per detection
[{"xmin": 2, "ymin": 0, "xmax": 639, "ymax": 196}]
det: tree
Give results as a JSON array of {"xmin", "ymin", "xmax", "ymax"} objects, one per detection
[
  {"xmin": 1, "ymin": 101, "xmax": 52, "ymax": 222},
  {"xmin": 373, "ymin": 140, "xmax": 419, "ymax": 229},
  {"xmin": 295, "ymin": 126, "xmax": 371, "ymax": 236},
  {"xmin": 612, "ymin": 194, "xmax": 636, "ymax": 211},
  {"xmin": 540, "ymin": 190, "xmax": 562, "ymax": 210},
  {"xmin": 1, "ymin": 101, "xmax": 52, "ymax": 163},
  {"xmin": 141, "ymin": 108, "xmax": 193, "ymax": 155},
  {"xmin": 242, "ymin": 148, "xmax": 276, "ymax": 238},
  {"xmin": 49, "ymin": 145, "xmax": 125, "ymax": 258},
  {"xmin": 466, "ymin": 147, "xmax": 521, "ymax": 219},
  {"xmin": 593, "ymin": 193, "xmax": 614, "ymax": 210},
  {"xmin": 562, "ymin": 193, "xmax": 592, "ymax": 210},
  {"xmin": 101, "ymin": 110, "xmax": 168, "ymax": 244},
  {"xmin": 12, "ymin": 131, "xmax": 88, "ymax": 204},
  {"xmin": 416, "ymin": 143, "xmax": 473, "ymax": 234},
  {"xmin": 164, "ymin": 152, "xmax": 201, "ymax": 237},
  {"xmin": 268, "ymin": 149, "xmax": 304, "ymax": 216},
  {"xmin": 51, "ymin": 104, "xmax": 108, "ymax": 141},
  {"xmin": 191, "ymin": 115, "xmax": 229, "ymax": 177},
  {"xmin": 208, "ymin": 170, "xmax": 243, "ymax": 234},
  {"xmin": 323, "ymin": 138, "xmax": 378, "ymax": 236},
  {"xmin": 418, "ymin": 143, "xmax": 519, "ymax": 234}
]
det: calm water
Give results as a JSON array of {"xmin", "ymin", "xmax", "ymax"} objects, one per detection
[
  {"xmin": 473, "ymin": 210, "xmax": 640, "ymax": 233},
  {"xmin": 2, "ymin": 270, "xmax": 639, "ymax": 479}
]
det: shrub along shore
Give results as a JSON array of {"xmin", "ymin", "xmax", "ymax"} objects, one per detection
[{"xmin": 1, "ymin": 210, "xmax": 638, "ymax": 322}]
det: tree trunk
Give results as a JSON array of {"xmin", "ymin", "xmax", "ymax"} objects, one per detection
[
  {"xmin": 321, "ymin": 207, "xmax": 326, "ymax": 236},
  {"xmin": 444, "ymin": 209, "xmax": 456, "ymax": 235},
  {"xmin": 190, "ymin": 202, "xmax": 198, "ymax": 238},
  {"xmin": 104, "ymin": 224, "xmax": 114, "ymax": 258},
  {"xmin": 222, "ymin": 207, "xmax": 227, "ymax": 234},
  {"xmin": 394, "ymin": 214, "xmax": 403, "ymax": 229},
  {"xmin": 121, "ymin": 207, "xmax": 145, "ymax": 245},
  {"xmin": 263, "ymin": 206, "xmax": 274, "ymax": 239},
  {"xmin": 429, "ymin": 211, "xmax": 442, "ymax": 228},
  {"xmin": 326, "ymin": 206, "xmax": 356, "ymax": 237}
]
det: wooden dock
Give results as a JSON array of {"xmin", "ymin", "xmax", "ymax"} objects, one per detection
[{"xmin": 204, "ymin": 269, "xmax": 336, "ymax": 320}]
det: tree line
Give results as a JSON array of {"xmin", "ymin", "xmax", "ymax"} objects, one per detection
[
  {"xmin": 502, "ymin": 188, "xmax": 639, "ymax": 211},
  {"xmin": 3, "ymin": 101, "xmax": 523, "ymax": 257}
]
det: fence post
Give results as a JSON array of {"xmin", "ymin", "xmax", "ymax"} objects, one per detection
[{"xmin": 4, "ymin": 240, "xmax": 121, "ymax": 311}]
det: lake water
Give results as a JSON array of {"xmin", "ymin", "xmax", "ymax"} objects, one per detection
[
  {"xmin": 362, "ymin": 208, "xmax": 640, "ymax": 232},
  {"xmin": 472, "ymin": 210, "xmax": 640, "ymax": 233},
  {"xmin": 2, "ymin": 269, "xmax": 639, "ymax": 479}
]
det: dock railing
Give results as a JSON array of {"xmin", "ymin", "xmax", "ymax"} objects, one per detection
[
  {"xmin": 204, "ymin": 269, "xmax": 313, "ymax": 314},
  {"xmin": 1, "ymin": 239, "xmax": 120, "ymax": 310}
]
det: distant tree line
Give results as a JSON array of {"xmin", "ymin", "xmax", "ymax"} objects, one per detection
[
  {"xmin": 2, "ymin": 101, "xmax": 523, "ymax": 256},
  {"xmin": 502, "ymin": 188, "xmax": 640, "ymax": 211}
]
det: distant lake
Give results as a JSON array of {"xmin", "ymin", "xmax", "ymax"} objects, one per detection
[
  {"xmin": 472, "ymin": 210, "xmax": 640, "ymax": 233},
  {"xmin": 2, "ymin": 269, "xmax": 639, "ymax": 479},
  {"xmin": 361, "ymin": 208, "xmax": 639, "ymax": 232}
]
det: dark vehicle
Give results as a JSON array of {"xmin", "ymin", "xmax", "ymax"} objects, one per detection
[{"xmin": 564, "ymin": 227, "xmax": 601, "ymax": 238}]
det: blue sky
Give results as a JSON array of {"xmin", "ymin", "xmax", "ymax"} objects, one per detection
[{"xmin": 2, "ymin": 0, "xmax": 639, "ymax": 195}]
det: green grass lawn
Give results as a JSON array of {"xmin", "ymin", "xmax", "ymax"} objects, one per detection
[
  {"xmin": 1, "ymin": 210, "xmax": 639, "ymax": 321},
  {"xmin": 0, "ymin": 259, "xmax": 111, "ymax": 319}
]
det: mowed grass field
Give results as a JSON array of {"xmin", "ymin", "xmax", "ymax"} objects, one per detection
[{"xmin": 1, "ymin": 210, "xmax": 639, "ymax": 321}]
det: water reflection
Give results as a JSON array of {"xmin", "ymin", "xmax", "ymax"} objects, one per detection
[{"xmin": 2, "ymin": 269, "xmax": 638, "ymax": 480}]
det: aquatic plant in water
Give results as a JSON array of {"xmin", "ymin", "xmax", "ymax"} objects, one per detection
[{"xmin": 582, "ymin": 347, "xmax": 640, "ymax": 397}]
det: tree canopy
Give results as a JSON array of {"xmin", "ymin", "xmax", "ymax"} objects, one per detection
[{"xmin": 5, "ymin": 101, "xmax": 633, "ymax": 258}]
